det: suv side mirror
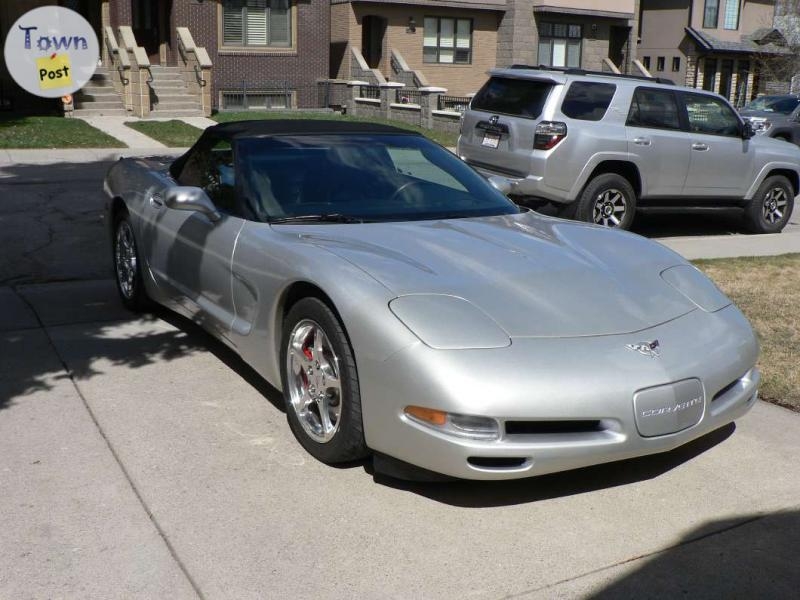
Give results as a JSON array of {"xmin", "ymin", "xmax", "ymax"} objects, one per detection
[
  {"xmin": 164, "ymin": 186, "xmax": 221, "ymax": 222},
  {"xmin": 742, "ymin": 121, "xmax": 755, "ymax": 140}
]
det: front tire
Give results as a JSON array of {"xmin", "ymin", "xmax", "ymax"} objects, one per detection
[
  {"xmin": 113, "ymin": 212, "xmax": 151, "ymax": 311},
  {"xmin": 575, "ymin": 173, "xmax": 636, "ymax": 230},
  {"xmin": 745, "ymin": 175, "xmax": 794, "ymax": 234},
  {"xmin": 280, "ymin": 297, "xmax": 368, "ymax": 464}
]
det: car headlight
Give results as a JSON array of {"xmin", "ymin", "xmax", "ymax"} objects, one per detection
[
  {"xmin": 748, "ymin": 118, "xmax": 771, "ymax": 133},
  {"xmin": 389, "ymin": 294, "xmax": 510, "ymax": 349},
  {"xmin": 660, "ymin": 265, "xmax": 731, "ymax": 312}
]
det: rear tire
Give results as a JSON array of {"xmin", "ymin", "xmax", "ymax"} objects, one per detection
[
  {"xmin": 280, "ymin": 297, "xmax": 368, "ymax": 464},
  {"xmin": 575, "ymin": 173, "xmax": 637, "ymax": 230},
  {"xmin": 745, "ymin": 175, "xmax": 794, "ymax": 234},
  {"xmin": 113, "ymin": 212, "xmax": 151, "ymax": 312}
]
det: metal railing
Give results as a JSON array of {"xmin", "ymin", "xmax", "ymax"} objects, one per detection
[
  {"xmin": 395, "ymin": 88, "xmax": 421, "ymax": 105},
  {"xmin": 220, "ymin": 80, "xmax": 295, "ymax": 110},
  {"xmin": 357, "ymin": 85, "xmax": 380, "ymax": 100},
  {"xmin": 438, "ymin": 95, "xmax": 471, "ymax": 113}
]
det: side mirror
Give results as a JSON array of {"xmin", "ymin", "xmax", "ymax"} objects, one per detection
[
  {"xmin": 164, "ymin": 186, "xmax": 221, "ymax": 222},
  {"xmin": 488, "ymin": 175, "xmax": 512, "ymax": 196},
  {"xmin": 742, "ymin": 121, "xmax": 755, "ymax": 140}
]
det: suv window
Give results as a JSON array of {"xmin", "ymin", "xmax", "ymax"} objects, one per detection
[
  {"xmin": 471, "ymin": 76, "xmax": 552, "ymax": 119},
  {"xmin": 627, "ymin": 87, "xmax": 681, "ymax": 130},
  {"xmin": 684, "ymin": 93, "xmax": 741, "ymax": 136},
  {"xmin": 560, "ymin": 82, "xmax": 616, "ymax": 121}
]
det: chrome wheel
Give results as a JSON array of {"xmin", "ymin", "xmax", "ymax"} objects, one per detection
[
  {"xmin": 592, "ymin": 189, "xmax": 627, "ymax": 227},
  {"xmin": 115, "ymin": 220, "xmax": 137, "ymax": 300},
  {"xmin": 763, "ymin": 187, "xmax": 788, "ymax": 224},
  {"xmin": 286, "ymin": 319, "xmax": 342, "ymax": 443}
]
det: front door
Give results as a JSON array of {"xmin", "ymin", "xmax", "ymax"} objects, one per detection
[
  {"xmin": 681, "ymin": 91, "xmax": 753, "ymax": 197},
  {"xmin": 142, "ymin": 137, "xmax": 244, "ymax": 338},
  {"xmin": 609, "ymin": 26, "xmax": 630, "ymax": 72},
  {"xmin": 361, "ymin": 16, "xmax": 386, "ymax": 69},
  {"xmin": 133, "ymin": 0, "xmax": 170, "ymax": 64}
]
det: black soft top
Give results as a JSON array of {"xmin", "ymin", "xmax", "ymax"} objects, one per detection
[
  {"xmin": 170, "ymin": 119, "xmax": 419, "ymax": 177},
  {"xmin": 208, "ymin": 119, "xmax": 416, "ymax": 139}
]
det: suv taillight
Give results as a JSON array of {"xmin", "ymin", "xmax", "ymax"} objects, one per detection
[{"xmin": 534, "ymin": 121, "xmax": 567, "ymax": 150}]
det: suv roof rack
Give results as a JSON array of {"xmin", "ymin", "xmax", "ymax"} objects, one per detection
[{"xmin": 508, "ymin": 64, "xmax": 675, "ymax": 86}]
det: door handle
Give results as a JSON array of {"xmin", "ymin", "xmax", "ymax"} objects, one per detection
[
  {"xmin": 633, "ymin": 137, "xmax": 651, "ymax": 146},
  {"xmin": 149, "ymin": 193, "xmax": 163, "ymax": 207},
  {"xmin": 691, "ymin": 143, "xmax": 709, "ymax": 151}
]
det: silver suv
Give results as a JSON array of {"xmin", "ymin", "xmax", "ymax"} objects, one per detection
[{"xmin": 457, "ymin": 66, "xmax": 800, "ymax": 233}]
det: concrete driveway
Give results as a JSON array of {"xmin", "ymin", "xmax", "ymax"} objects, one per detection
[{"xmin": 1, "ymin": 158, "xmax": 799, "ymax": 598}]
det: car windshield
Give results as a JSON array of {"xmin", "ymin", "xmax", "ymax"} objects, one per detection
[
  {"xmin": 743, "ymin": 96, "xmax": 800, "ymax": 114},
  {"xmin": 236, "ymin": 134, "xmax": 519, "ymax": 223}
]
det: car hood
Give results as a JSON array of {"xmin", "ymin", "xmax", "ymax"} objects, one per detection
[{"xmin": 291, "ymin": 211, "xmax": 696, "ymax": 338}]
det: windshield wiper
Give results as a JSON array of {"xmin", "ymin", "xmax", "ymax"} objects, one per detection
[{"xmin": 268, "ymin": 213, "xmax": 371, "ymax": 224}]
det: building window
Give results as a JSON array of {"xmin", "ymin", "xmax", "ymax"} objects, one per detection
[
  {"xmin": 672, "ymin": 57, "xmax": 681, "ymax": 72},
  {"xmin": 222, "ymin": 0, "xmax": 291, "ymax": 47},
  {"xmin": 657, "ymin": 56, "xmax": 665, "ymax": 71},
  {"xmin": 642, "ymin": 56, "xmax": 651, "ymax": 70},
  {"xmin": 423, "ymin": 17, "xmax": 472, "ymax": 64},
  {"xmin": 723, "ymin": 0, "xmax": 741, "ymax": 30},
  {"xmin": 537, "ymin": 22, "xmax": 582, "ymax": 68},
  {"xmin": 221, "ymin": 90, "xmax": 293, "ymax": 110},
  {"xmin": 703, "ymin": 0, "xmax": 719, "ymax": 28}
]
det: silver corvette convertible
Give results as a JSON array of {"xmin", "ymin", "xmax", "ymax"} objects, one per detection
[{"xmin": 104, "ymin": 120, "xmax": 759, "ymax": 480}]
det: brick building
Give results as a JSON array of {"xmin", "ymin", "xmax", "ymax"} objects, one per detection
[
  {"xmin": 497, "ymin": 1, "xmax": 640, "ymax": 73},
  {"xmin": 638, "ymin": 0, "xmax": 791, "ymax": 105},
  {"xmin": 1, "ymin": 0, "xmax": 329, "ymax": 111}
]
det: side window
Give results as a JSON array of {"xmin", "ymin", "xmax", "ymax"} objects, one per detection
[
  {"xmin": 560, "ymin": 81, "xmax": 616, "ymax": 121},
  {"xmin": 178, "ymin": 139, "xmax": 238, "ymax": 214},
  {"xmin": 626, "ymin": 87, "xmax": 681, "ymax": 130},
  {"xmin": 684, "ymin": 93, "xmax": 741, "ymax": 137}
]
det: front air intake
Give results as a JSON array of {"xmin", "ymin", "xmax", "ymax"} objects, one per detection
[{"xmin": 505, "ymin": 420, "xmax": 604, "ymax": 435}]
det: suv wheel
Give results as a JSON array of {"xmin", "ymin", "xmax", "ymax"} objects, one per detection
[
  {"xmin": 745, "ymin": 175, "xmax": 794, "ymax": 234},
  {"xmin": 575, "ymin": 174, "xmax": 636, "ymax": 230}
]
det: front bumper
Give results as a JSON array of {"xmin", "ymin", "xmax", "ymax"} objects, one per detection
[{"xmin": 359, "ymin": 305, "xmax": 759, "ymax": 480}]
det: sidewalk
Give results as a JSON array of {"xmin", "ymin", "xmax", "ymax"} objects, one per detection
[{"xmin": 75, "ymin": 115, "xmax": 217, "ymax": 149}]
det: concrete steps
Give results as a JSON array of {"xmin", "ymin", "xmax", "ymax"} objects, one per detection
[
  {"xmin": 148, "ymin": 66, "xmax": 203, "ymax": 117},
  {"xmin": 73, "ymin": 68, "xmax": 130, "ymax": 117}
]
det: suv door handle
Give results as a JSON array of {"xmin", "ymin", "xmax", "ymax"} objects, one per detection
[
  {"xmin": 691, "ymin": 143, "xmax": 709, "ymax": 151},
  {"xmin": 633, "ymin": 137, "xmax": 651, "ymax": 146}
]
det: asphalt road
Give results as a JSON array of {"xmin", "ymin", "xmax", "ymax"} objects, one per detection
[{"xmin": 2, "ymin": 161, "xmax": 800, "ymax": 598}]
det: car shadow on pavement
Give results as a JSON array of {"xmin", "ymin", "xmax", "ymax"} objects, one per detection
[
  {"xmin": 584, "ymin": 509, "xmax": 800, "ymax": 598},
  {"xmin": 369, "ymin": 423, "xmax": 735, "ymax": 507},
  {"xmin": 631, "ymin": 209, "xmax": 752, "ymax": 238},
  {"xmin": 154, "ymin": 307, "xmax": 286, "ymax": 414}
]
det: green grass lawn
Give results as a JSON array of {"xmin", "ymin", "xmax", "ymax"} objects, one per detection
[
  {"xmin": 124, "ymin": 120, "xmax": 203, "ymax": 147},
  {"xmin": 212, "ymin": 110, "xmax": 459, "ymax": 147},
  {"xmin": 695, "ymin": 254, "xmax": 800, "ymax": 412},
  {"xmin": 0, "ymin": 115, "xmax": 124, "ymax": 148}
]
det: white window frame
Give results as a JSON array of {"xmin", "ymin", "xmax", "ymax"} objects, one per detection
[
  {"xmin": 537, "ymin": 22, "xmax": 582, "ymax": 69},
  {"xmin": 221, "ymin": 0, "xmax": 292, "ymax": 48},
  {"xmin": 723, "ymin": 0, "xmax": 741, "ymax": 30},
  {"xmin": 423, "ymin": 17, "xmax": 473, "ymax": 65}
]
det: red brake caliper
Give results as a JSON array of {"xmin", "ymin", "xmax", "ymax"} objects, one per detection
[{"xmin": 302, "ymin": 330, "xmax": 315, "ymax": 361}]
